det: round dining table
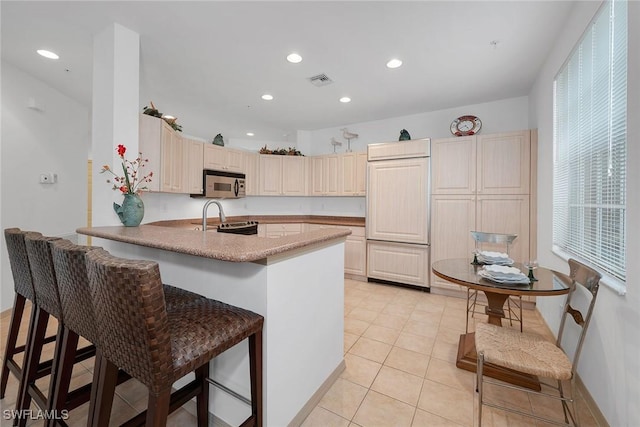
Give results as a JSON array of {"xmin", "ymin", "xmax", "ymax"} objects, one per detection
[{"xmin": 431, "ymin": 258, "xmax": 572, "ymax": 390}]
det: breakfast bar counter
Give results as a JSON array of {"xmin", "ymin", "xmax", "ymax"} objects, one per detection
[{"xmin": 77, "ymin": 225, "xmax": 349, "ymax": 426}]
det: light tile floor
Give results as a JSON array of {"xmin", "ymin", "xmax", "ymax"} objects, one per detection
[{"xmin": 0, "ymin": 279, "xmax": 600, "ymax": 427}]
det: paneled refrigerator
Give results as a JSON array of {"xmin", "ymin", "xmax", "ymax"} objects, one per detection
[{"xmin": 366, "ymin": 138, "xmax": 431, "ymax": 288}]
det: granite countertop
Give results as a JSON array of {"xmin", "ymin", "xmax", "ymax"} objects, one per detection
[
  {"xmin": 149, "ymin": 215, "xmax": 365, "ymax": 229},
  {"xmin": 77, "ymin": 225, "xmax": 351, "ymax": 263}
]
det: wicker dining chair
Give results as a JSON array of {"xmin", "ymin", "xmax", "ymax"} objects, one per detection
[
  {"xmin": 475, "ymin": 258, "xmax": 601, "ymax": 426},
  {"xmin": 85, "ymin": 248, "xmax": 264, "ymax": 427}
]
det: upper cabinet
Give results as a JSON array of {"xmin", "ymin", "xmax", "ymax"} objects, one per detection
[
  {"xmin": 184, "ymin": 139, "xmax": 204, "ymax": 194},
  {"xmin": 311, "ymin": 154, "xmax": 339, "ymax": 196},
  {"xmin": 203, "ymin": 144, "xmax": 244, "ymax": 173},
  {"xmin": 339, "ymin": 152, "xmax": 367, "ymax": 196},
  {"xmin": 139, "ymin": 114, "xmax": 188, "ymax": 194},
  {"xmin": 258, "ymin": 155, "xmax": 308, "ymax": 196},
  {"xmin": 431, "ymin": 130, "xmax": 530, "ymax": 195}
]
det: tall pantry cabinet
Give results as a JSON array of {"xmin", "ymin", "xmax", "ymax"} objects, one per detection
[{"xmin": 430, "ymin": 130, "xmax": 536, "ymax": 294}]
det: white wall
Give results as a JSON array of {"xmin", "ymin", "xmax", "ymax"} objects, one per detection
[
  {"xmin": 529, "ymin": 1, "xmax": 639, "ymax": 425},
  {"xmin": 308, "ymin": 96, "xmax": 529, "ymax": 155},
  {"xmin": 1, "ymin": 61, "xmax": 90, "ymax": 310}
]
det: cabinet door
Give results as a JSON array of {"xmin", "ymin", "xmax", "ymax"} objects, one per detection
[
  {"xmin": 343, "ymin": 226, "xmax": 366, "ymax": 276},
  {"xmin": 203, "ymin": 144, "xmax": 226, "ymax": 171},
  {"xmin": 431, "ymin": 136, "xmax": 476, "ymax": 194},
  {"xmin": 185, "ymin": 139, "xmax": 204, "ymax": 194},
  {"xmin": 160, "ymin": 123, "xmax": 184, "ymax": 193},
  {"xmin": 324, "ymin": 155, "xmax": 339, "ymax": 196},
  {"xmin": 244, "ymin": 152, "xmax": 259, "ymax": 196},
  {"xmin": 310, "ymin": 157, "xmax": 324, "ymax": 195},
  {"xmin": 477, "ymin": 131, "xmax": 530, "ymax": 195},
  {"xmin": 138, "ymin": 114, "xmax": 162, "ymax": 192},
  {"xmin": 476, "ymin": 195, "xmax": 530, "ymax": 263},
  {"xmin": 355, "ymin": 152, "xmax": 367, "ymax": 196},
  {"xmin": 367, "ymin": 241, "xmax": 429, "ymax": 288},
  {"xmin": 226, "ymin": 149, "xmax": 244, "ymax": 172},
  {"xmin": 282, "ymin": 156, "xmax": 307, "ymax": 195},
  {"xmin": 367, "ymin": 157, "xmax": 429, "ymax": 244},
  {"xmin": 430, "ymin": 195, "xmax": 476, "ymax": 291},
  {"xmin": 259, "ymin": 155, "xmax": 282, "ymax": 195},
  {"xmin": 340, "ymin": 153, "xmax": 357, "ymax": 195}
]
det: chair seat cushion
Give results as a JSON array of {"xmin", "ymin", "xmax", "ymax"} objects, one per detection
[
  {"xmin": 167, "ymin": 298, "xmax": 264, "ymax": 381},
  {"xmin": 475, "ymin": 323, "xmax": 572, "ymax": 380},
  {"xmin": 163, "ymin": 284, "xmax": 207, "ymax": 309}
]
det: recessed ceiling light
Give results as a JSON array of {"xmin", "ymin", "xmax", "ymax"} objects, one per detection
[
  {"xmin": 37, "ymin": 49, "xmax": 59, "ymax": 60},
  {"xmin": 246, "ymin": 132, "xmax": 255, "ymax": 136},
  {"xmin": 339, "ymin": 97, "xmax": 351, "ymax": 103},
  {"xmin": 261, "ymin": 94, "xmax": 274, "ymax": 101},
  {"xmin": 386, "ymin": 59, "xmax": 402, "ymax": 69},
  {"xmin": 286, "ymin": 53, "xmax": 302, "ymax": 63}
]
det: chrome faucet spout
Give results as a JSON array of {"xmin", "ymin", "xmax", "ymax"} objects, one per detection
[{"xmin": 202, "ymin": 200, "xmax": 226, "ymax": 231}]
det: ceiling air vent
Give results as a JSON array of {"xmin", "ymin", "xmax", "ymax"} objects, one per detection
[{"xmin": 308, "ymin": 73, "xmax": 333, "ymax": 87}]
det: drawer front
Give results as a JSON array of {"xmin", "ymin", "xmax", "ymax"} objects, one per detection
[{"xmin": 367, "ymin": 241, "xmax": 430, "ymax": 287}]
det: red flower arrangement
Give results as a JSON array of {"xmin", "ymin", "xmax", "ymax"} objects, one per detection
[{"xmin": 100, "ymin": 144, "xmax": 153, "ymax": 195}]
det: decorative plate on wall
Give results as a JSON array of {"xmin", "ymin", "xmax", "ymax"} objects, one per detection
[{"xmin": 450, "ymin": 115, "xmax": 482, "ymax": 136}]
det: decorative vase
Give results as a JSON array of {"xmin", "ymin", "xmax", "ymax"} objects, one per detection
[
  {"xmin": 113, "ymin": 193, "xmax": 144, "ymax": 227},
  {"xmin": 399, "ymin": 129, "xmax": 411, "ymax": 141}
]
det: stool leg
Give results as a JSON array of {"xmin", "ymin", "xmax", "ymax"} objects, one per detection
[
  {"xmin": 15, "ymin": 306, "xmax": 49, "ymax": 427},
  {"xmin": 146, "ymin": 390, "xmax": 171, "ymax": 427},
  {"xmin": 249, "ymin": 332, "xmax": 263, "ymax": 427},
  {"xmin": 195, "ymin": 363, "xmax": 209, "ymax": 427},
  {"xmin": 88, "ymin": 354, "xmax": 118, "ymax": 427},
  {"xmin": 46, "ymin": 326, "xmax": 79, "ymax": 427},
  {"xmin": 1, "ymin": 294, "xmax": 26, "ymax": 398}
]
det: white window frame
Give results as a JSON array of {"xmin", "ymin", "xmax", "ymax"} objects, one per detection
[{"xmin": 552, "ymin": 1, "xmax": 627, "ymax": 294}]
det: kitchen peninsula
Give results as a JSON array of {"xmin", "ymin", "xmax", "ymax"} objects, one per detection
[{"xmin": 77, "ymin": 224, "xmax": 350, "ymax": 426}]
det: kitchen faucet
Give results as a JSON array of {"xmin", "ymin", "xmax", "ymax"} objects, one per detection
[{"xmin": 202, "ymin": 199, "xmax": 226, "ymax": 231}]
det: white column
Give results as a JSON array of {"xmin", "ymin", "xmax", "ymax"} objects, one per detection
[{"xmin": 91, "ymin": 23, "xmax": 140, "ymax": 226}]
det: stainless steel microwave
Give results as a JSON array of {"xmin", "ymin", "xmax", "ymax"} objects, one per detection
[{"xmin": 202, "ymin": 170, "xmax": 245, "ymax": 198}]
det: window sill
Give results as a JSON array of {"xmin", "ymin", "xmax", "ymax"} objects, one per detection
[{"xmin": 552, "ymin": 246, "xmax": 626, "ymax": 296}]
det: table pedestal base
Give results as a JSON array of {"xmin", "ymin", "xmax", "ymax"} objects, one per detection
[{"xmin": 456, "ymin": 333, "xmax": 541, "ymax": 391}]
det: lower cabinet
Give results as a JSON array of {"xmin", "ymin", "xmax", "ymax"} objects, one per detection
[
  {"xmin": 307, "ymin": 224, "xmax": 366, "ymax": 278},
  {"xmin": 367, "ymin": 241, "xmax": 430, "ymax": 288},
  {"xmin": 263, "ymin": 223, "xmax": 304, "ymax": 238}
]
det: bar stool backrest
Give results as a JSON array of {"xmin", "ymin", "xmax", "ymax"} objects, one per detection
[
  {"xmin": 85, "ymin": 248, "xmax": 173, "ymax": 392},
  {"xmin": 50, "ymin": 239, "xmax": 101, "ymax": 344},
  {"xmin": 24, "ymin": 234, "xmax": 62, "ymax": 320},
  {"xmin": 4, "ymin": 228, "xmax": 40, "ymax": 302}
]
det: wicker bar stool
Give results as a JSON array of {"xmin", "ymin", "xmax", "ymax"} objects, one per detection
[
  {"xmin": 85, "ymin": 248, "xmax": 263, "ymax": 427},
  {"xmin": 16, "ymin": 234, "xmax": 97, "ymax": 427},
  {"xmin": 1, "ymin": 229, "xmax": 58, "ymax": 402},
  {"xmin": 48, "ymin": 239, "xmax": 208, "ymax": 426}
]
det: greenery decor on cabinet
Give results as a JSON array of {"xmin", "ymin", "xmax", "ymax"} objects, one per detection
[
  {"xmin": 142, "ymin": 101, "xmax": 183, "ymax": 132},
  {"xmin": 100, "ymin": 144, "xmax": 153, "ymax": 226},
  {"xmin": 259, "ymin": 145, "xmax": 303, "ymax": 156}
]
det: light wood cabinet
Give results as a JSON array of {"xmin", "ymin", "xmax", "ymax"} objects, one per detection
[
  {"xmin": 264, "ymin": 223, "xmax": 304, "ymax": 238},
  {"xmin": 203, "ymin": 145, "xmax": 244, "ymax": 173},
  {"xmin": 244, "ymin": 152, "xmax": 259, "ymax": 196},
  {"xmin": 429, "ymin": 130, "xmax": 534, "ymax": 295},
  {"xmin": 139, "ymin": 114, "xmax": 186, "ymax": 193},
  {"xmin": 311, "ymin": 154, "xmax": 339, "ymax": 196},
  {"xmin": 367, "ymin": 241, "xmax": 430, "ymax": 288},
  {"xmin": 258, "ymin": 155, "xmax": 307, "ymax": 196},
  {"xmin": 432, "ymin": 131, "xmax": 530, "ymax": 195},
  {"xmin": 185, "ymin": 139, "xmax": 204, "ymax": 194},
  {"xmin": 339, "ymin": 152, "xmax": 367, "ymax": 196},
  {"xmin": 366, "ymin": 157, "xmax": 430, "ymax": 244},
  {"xmin": 308, "ymin": 224, "xmax": 366, "ymax": 277}
]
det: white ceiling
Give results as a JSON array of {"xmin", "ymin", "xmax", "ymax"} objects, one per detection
[{"xmin": 1, "ymin": 1, "xmax": 575, "ymax": 142}]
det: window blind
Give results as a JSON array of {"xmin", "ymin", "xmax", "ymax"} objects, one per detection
[{"xmin": 553, "ymin": 1, "xmax": 627, "ymax": 282}]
